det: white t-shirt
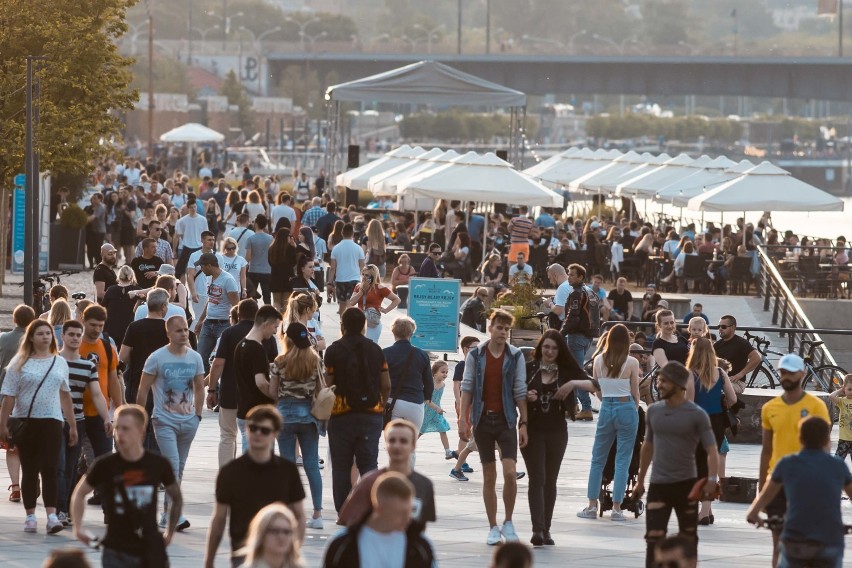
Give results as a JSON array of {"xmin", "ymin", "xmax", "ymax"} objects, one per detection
[
  {"xmin": 220, "ymin": 255, "xmax": 248, "ymax": 286},
  {"xmin": 330, "ymin": 239, "xmax": 365, "ymax": 282},
  {"xmin": 227, "ymin": 227, "xmax": 255, "ymax": 258},
  {"xmin": 187, "ymin": 250, "xmax": 226, "ymax": 298},
  {"xmin": 271, "ymin": 204, "xmax": 296, "ymax": 228},
  {"xmin": 0, "ymin": 356, "xmax": 70, "ymax": 421},
  {"xmin": 244, "ymin": 202, "xmax": 266, "ymax": 222},
  {"xmin": 134, "ymin": 304, "xmax": 186, "ymax": 322},
  {"xmin": 175, "ymin": 214, "xmax": 209, "ymax": 249},
  {"xmin": 205, "ymin": 271, "xmax": 240, "ymax": 320},
  {"xmin": 553, "ymin": 279, "xmax": 572, "ymax": 322},
  {"xmin": 357, "ymin": 526, "xmax": 406, "ymax": 568}
]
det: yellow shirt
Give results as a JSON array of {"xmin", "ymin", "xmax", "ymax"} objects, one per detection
[
  {"xmin": 761, "ymin": 392, "xmax": 830, "ymax": 474},
  {"xmin": 837, "ymin": 395, "xmax": 852, "ymax": 442}
]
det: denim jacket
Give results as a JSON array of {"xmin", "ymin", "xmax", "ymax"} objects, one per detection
[{"xmin": 461, "ymin": 340, "xmax": 526, "ymax": 429}]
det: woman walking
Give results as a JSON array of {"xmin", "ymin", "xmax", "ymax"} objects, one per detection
[
  {"xmin": 363, "ymin": 219, "xmax": 388, "ymax": 278},
  {"xmin": 47, "ymin": 300, "xmax": 72, "ymax": 349},
  {"xmin": 0, "ymin": 319, "xmax": 76, "ymax": 534},
  {"xmin": 267, "ymin": 323, "xmax": 325, "ymax": 530},
  {"xmin": 237, "ymin": 503, "xmax": 305, "ymax": 568},
  {"xmin": 221, "ymin": 237, "xmax": 249, "ymax": 299},
  {"xmin": 686, "ymin": 337, "xmax": 737, "ymax": 525},
  {"xmin": 284, "ymin": 282, "xmax": 324, "ymax": 349},
  {"xmin": 576, "ymin": 323, "xmax": 641, "ymax": 522},
  {"xmin": 348, "ymin": 264, "xmax": 400, "ymax": 343},
  {"xmin": 268, "ymin": 228, "xmax": 297, "ymax": 311},
  {"xmin": 101, "ymin": 265, "xmax": 140, "ymax": 349},
  {"xmin": 521, "ymin": 330, "xmax": 589, "ymax": 546}
]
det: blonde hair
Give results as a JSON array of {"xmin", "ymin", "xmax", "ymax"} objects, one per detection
[
  {"xmin": 222, "ymin": 236, "xmax": 239, "ymax": 254},
  {"xmin": 48, "ymin": 299, "xmax": 72, "ymax": 328},
  {"xmin": 15, "ymin": 319, "xmax": 58, "ymax": 371},
  {"xmin": 686, "ymin": 337, "xmax": 718, "ymax": 390},
  {"xmin": 654, "ymin": 309, "xmax": 675, "ymax": 337},
  {"xmin": 687, "ymin": 316, "xmax": 710, "ymax": 339},
  {"xmin": 118, "ymin": 265, "xmax": 136, "ymax": 284},
  {"xmin": 282, "ymin": 293, "xmax": 317, "ymax": 326},
  {"xmin": 366, "ymin": 219, "xmax": 386, "ymax": 253},
  {"xmin": 274, "ymin": 336, "xmax": 320, "ymax": 383},
  {"xmin": 361, "ymin": 264, "xmax": 381, "ymax": 291},
  {"xmin": 239, "ymin": 504, "xmax": 304, "ymax": 568}
]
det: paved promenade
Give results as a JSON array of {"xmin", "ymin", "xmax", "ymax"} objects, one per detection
[{"xmin": 0, "ymin": 270, "xmax": 847, "ymax": 567}]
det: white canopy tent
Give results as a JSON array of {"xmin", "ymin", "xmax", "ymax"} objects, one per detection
[
  {"xmin": 653, "ymin": 156, "xmax": 739, "ymax": 207},
  {"xmin": 335, "ymin": 145, "xmax": 425, "ymax": 190},
  {"xmin": 614, "ymin": 153, "xmax": 697, "ymax": 198},
  {"xmin": 534, "ymin": 148, "xmax": 624, "ymax": 187},
  {"xmin": 367, "ymin": 148, "xmax": 455, "ymax": 196},
  {"xmin": 576, "ymin": 152, "xmax": 657, "ymax": 193},
  {"xmin": 522, "ymin": 146, "xmax": 583, "ymax": 178},
  {"xmin": 159, "ymin": 123, "xmax": 225, "ymax": 173}
]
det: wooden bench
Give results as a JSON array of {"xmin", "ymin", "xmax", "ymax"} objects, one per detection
[{"xmin": 729, "ymin": 388, "xmax": 832, "ymax": 444}]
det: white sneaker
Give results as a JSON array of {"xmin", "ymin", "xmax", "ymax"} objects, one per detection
[
  {"xmin": 158, "ymin": 511, "xmax": 168, "ymax": 529},
  {"xmin": 501, "ymin": 520, "xmax": 519, "ymax": 542},
  {"xmin": 486, "ymin": 525, "xmax": 503, "ymax": 545},
  {"xmin": 577, "ymin": 506, "xmax": 598, "ymax": 519},
  {"xmin": 296, "ymin": 456, "xmax": 303, "ymax": 466},
  {"xmin": 306, "ymin": 517, "xmax": 324, "ymax": 529},
  {"xmin": 611, "ymin": 509, "xmax": 627, "ymax": 522}
]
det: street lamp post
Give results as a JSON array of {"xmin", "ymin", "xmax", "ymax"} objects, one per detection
[
  {"xmin": 286, "ymin": 16, "xmax": 321, "ymax": 51},
  {"xmin": 239, "ymin": 26, "xmax": 282, "ymax": 94},
  {"xmin": 414, "ymin": 24, "xmax": 444, "ymax": 54},
  {"xmin": 301, "ymin": 31, "xmax": 327, "ymax": 52},
  {"xmin": 207, "ymin": 9, "xmax": 243, "ymax": 49},
  {"xmin": 192, "ymin": 25, "xmax": 220, "ymax": 54},
  {"xmin": 399, "ymin": 35, "xmax": 418, "ymax": 52},
  {"xmin": 568, "ymin": 29, "xmax": 586, "ymax": 55}
]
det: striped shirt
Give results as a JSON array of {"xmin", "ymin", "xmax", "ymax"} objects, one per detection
[
  {"xmin": 509, "ymin": 215, "xmax": 533, "ymax": 243},
  {"xmin": 64, "ymin": 356, "xmax": 99, "ymax": 421}
]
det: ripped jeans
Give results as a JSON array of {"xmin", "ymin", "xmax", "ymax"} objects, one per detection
[{"xmin": 644, "ymin": 478, "xmax": 698, "ymax": 568}]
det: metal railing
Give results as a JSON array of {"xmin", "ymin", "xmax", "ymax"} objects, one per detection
[{"xmin": 756, "ymin": 245, "xmax": 839, "ymax": 368}]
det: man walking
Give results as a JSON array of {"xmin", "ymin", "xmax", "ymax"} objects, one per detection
[
  {"xmin": 271, "ymin": 193, "xmax": 297, "ymax": 229},
  {"xmin": 193, "ymin": 252, "xmax": 240, "ymax": 373},
  {"xmin": 301, "ymin": 196, "xmax": 325, "ymax": 229},
  {"xmin": 633, "ymin": 361, "xmax": 719, "ymax": 568},
  {"xmin": 93, "ymin": 243, "xmax": 118, "ymax": 303},
  {"xmin": 460, "ymin": 309, "xmax": 528, "ymax": 545},
  {"xmin": 136, "ymin": 315, "xmax": 205, "ymax": 531},
  {"xmin": 244, "ymin": 215, "xmax": 274, "ymax": 305},
  {"xmin": 560, "ymin": 263, "xmax": 597, "ymax": 420},
  {"xmin": 130, "ymin": 238, "xmax": 164, "ymax": 289},
  {"xmin": 187, "ymin": 231, "xmax": 223, "ymax": 324},
  {"xmin": 315, "ymin": 200, "xmax": 341, "ymax": 242},
  {"xmin": 323, "ymin": 307, "xmax": 390, "ymax": 511},
  {"xmin": 204, "ymin": 404, "xmax": 305, "ymax": 568},
  {"xmin": 756, "ymin": 353, "xmax": 831, "ymax": 567},
  {"xmin": 72, "ymin": 405, "xmax": 183, "ymax": 567},
  {"xmin": 134, "ymin": 220, "xmax": 173, "ymax": 265},
  {"xmin": 207, "ymin": 299, "xmax": 278, "ymax": 466},
  {"xmin": 174, "ymin": 197, "xmax": 209, "ymax": 279},
  {"xmin": 713, "ymin": 315, "xmax": 761, "ymax": 392},
  {"xmin": 327, "ymin": 224, "xmax": 365, "ymax": 315}
]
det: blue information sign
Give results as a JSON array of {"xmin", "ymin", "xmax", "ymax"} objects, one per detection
[
  {"xmin": 14, "ymin": 173, "xmax": 25, "ymax": 187},
  {"xmin": 11, "ymin": 186, "xmax": 25, "ymax": 273},
  {"xmin": 408, "ymin": 278, "xmax": 461, "ymax": 352}
]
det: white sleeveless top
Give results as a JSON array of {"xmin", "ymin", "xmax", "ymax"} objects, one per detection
[{"xmin": 593, "ymin": 354, "xmax": 633, "ymax": 398}]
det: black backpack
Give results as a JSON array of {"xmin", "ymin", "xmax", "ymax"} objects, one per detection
[
  {"xmin": 561, "ymin": 285, "xmax": 601, "ymax": 338},
  {"xmin": 338, "ymin": 341, "xmax": 381, "ymax": 411}
]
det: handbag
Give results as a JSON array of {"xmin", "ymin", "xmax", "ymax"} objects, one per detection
[
  {"xmin": 8, "ymin": 356, "xmax": 57, "ymax": 446},
  {"xmin": 383, "ymin": 347, "xmax": 416, "ymax": 427},
  {"xmin": 310, "ymin": 362, "xmax": 336, "ymax": 421}
]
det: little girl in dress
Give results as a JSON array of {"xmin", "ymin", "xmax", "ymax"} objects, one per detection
[{"xmin": 420, "ymin": 361, "xmax": 453, "ymax": 459}]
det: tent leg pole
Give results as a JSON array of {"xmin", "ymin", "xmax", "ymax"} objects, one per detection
[{"xmin": 481, "ymin": 207, "xmax": 488, "ymax": 283}]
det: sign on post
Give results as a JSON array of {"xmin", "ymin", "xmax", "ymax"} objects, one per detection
[
  {"xmin": 12, "ymin": 175, "xmax": 25, "ymax": 273},
  {"xmin": 408, "ymin": 277, "xmax": 461, "ymax": 352}
]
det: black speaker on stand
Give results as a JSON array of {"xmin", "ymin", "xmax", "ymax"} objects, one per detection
[{"xmin": 347, "ymin": 145, "xmax": 360, "ymax": 169}]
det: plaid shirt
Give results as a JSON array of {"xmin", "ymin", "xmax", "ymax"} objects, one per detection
[
  {"xmin": 301, "ymin": 206, "xmax": 324, "ymax": 229},
  {"xmin": 135, "ymin": 238, "xmax": 174, "ymax": 264}
]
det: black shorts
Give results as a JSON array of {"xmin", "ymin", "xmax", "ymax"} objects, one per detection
[
  {"xmin": 335, "ymin": 280, "xmax": 357, "ymax": 303},
  {"xmin": 765, "ymin": 487, "xmax": 787, "ymax": 524},
  {"xmin": 473, "ymin": 412, "xmax": 517, "ymax": 464}
]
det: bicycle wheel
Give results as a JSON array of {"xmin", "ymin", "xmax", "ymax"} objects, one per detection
[
  {"xmin": 747, "ymin": 367, "xmax": 776, "ymax": 390},
  {"xmin": 804, "ymin": 365, "xmax": 847, "ymax": 393}
]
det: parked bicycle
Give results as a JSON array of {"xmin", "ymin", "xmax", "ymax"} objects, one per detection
[
  {"xmin": 744, "ymin": 331, "xmax": 847, "ymax": 395},
  {"xmin": 15, "ymin": 271, "xmax": 73, "ymax": 314}
]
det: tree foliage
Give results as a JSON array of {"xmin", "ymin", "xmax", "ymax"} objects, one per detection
[
  {"xmin": 586, "ymin": 114, "xmax": 743, "ymax": 143},
  {"xmin": 400, "ymin": 111, "xmax": 511, "ymax": 142},
  {"xmin": 0, "ymin": 0, "xmax": 136, "ymax": 185},
  {"xmin": 130, "ymin": 56, "xmax": 195, "ymax": 99},
  {"xmin": 220, "ymin": 70, "xmax": 255, "ymax": 136}
]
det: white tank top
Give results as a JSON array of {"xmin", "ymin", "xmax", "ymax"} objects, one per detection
[{"xmin": 594, "ymin": 354, "xmax": 633, "ymax": 398}]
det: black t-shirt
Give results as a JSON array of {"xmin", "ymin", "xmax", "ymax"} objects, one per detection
[
  {"xmin": 93, "ymin": 263, "xmax": 118, "ymax": 298},
  {"xmin": 215, "ymin": 321, "xmax": 277, "ymax": 410},
  {"xmin": 130, "ymin": 255, "xmax": 164, "ymax": 289},
  {"xmin": 652, "ymin": 335, "xmax": 691, "ymax": 365},
  {"xmin": 215, "ymin": 454, "xmax": 306, "ymax": 551},
  {"xmin": 608, "ymin": 289, "xmax": 633, "ymax": 315},
  {"xmin": 102, "ymin": 284, "xmax": 141, "ymax": 348},
  {"xmin": 86, "ymin": 451, "xmax": 175, "ymax": 555},
  {"xmin": 122, "ymin": 318, "xmax": 169, "ymax": 388},
  {"xmin": 713, "ymin": 335, "xmax": 755, "ymax": 376},
  {"xmin": 234, "ymin": 338, "xmax": 274, "ymax": 419}
]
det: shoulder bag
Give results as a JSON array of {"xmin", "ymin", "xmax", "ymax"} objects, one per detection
[
  {"xmin": 383, "ymin": 347, "xmax": 417, "ymax": 427},
  {"xmin": 8, "ymin": 356, "xmax": 57, "ymax": 445},
  {"xmin": 310, "ymin": 362, "xmax": 336, "ymax": 421},
  {"xmin": 361, "ymin": 291, "xmax": 382, "ymax": 328}
]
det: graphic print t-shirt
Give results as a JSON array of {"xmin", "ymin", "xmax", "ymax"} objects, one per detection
[
  {"xmin": 80, "ymin": 338, "xmax": 119, "ymax": 417},
  {"xmin": 142, "ymin": 346, "xmax": 204, "ymax": 425},
  {"xmin": 87, "ymin": 451, "xmax": 175, "ymax": 555},
  {"xmin": 205, "ymin": 271, "xmax": 240, "ymax": 320}
]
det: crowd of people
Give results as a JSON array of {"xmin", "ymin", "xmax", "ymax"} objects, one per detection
[{"xmin": 0, "ymin": 159, "xmax": 850, "ymax": 568}]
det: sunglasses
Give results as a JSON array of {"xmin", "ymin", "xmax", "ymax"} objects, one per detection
[
  {"xmin": 431, "ymin": 251, "xmax": 441, "ymax": 256},
  {"xmin": 266, "ymin": 527, "xmax": 293, "ymax": 537},
  {"xmin": 225, "ymin": 247, "xmax": 236, "ymax": 251},
  {"xmin": 248, "ymin": 424, "xmax": 274, "ymax": 436},
  {"xmin": 717, "ymin": 324, "xmax": 731, "ymax": 329}
]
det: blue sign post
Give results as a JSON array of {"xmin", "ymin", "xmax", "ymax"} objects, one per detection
[
  {"xmin": 407, "ymin": 277, "xmax": 461, "ymax": 352},
  {"xmin": 11, "ymin": 175, "xmax": 26, "ymax": 273}
]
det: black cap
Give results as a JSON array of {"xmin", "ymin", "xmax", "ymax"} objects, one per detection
[
  {"xmin": 285, "ymin": 322, "xmax": 312, "ymax": 349},
  {"xmin": 197, "ymin": 252, "xmax": 219, "ymax": 267}
]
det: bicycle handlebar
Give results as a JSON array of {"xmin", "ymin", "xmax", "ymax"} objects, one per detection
[{"xmin": 754, "ymin": 516, "xmax": 852, "ymax": 534}]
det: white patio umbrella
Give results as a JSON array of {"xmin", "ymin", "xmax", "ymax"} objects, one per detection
[
  {"xmin": 536, "ymin": 148, "xmax": 624, "ymax": 187},
  {"xmin": 367, "ymin": 148, "xmax": 457, "ymax": 196},
  {"xmin": 335, "ymin": 145, "xmax": 425, "ymax": 190},
  {"xmin": 614, "ymin": 153, "xmax": 697, "ymax": 199},
  {"xmin": 523, "ymin": 146, "xmax": 583, "ymax": 178},
  {"xmin": 653, "ymin": 156, "xmax": 739, "ymax": 207},
  {"xmin": 159, "ymin": 122, "xmax": 225, "ymax": 173}
]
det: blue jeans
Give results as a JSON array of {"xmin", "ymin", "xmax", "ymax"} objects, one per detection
[
  {"xmin": 328, "ymin": 412, "xmax": 382, "ymax": 512},
  {"xmin": 566, "ymin": 334, "xmax": 593, "ymax": 410},
  {"xmin": 587, "ymin": 399, "xmax": 638, "ymax": 503},
  {"xmin": 198, "ymin": 319, "xmax": 232, "ymax": 374},
  {"xmin": 777, "ymin": 542, "xmax": 844, "ymax": 568},
  {"xmin": 57, "ymin": 420, "xmax": 86, "ymax": 513},
  {"xmin": 153, "ymin": 416, "xmax": 200, "ymax": 510},
  {"xmin": 277, "ymin": 399, "xmax": 323, "ymax": 512},
  {"xmin": 237, "ymin": 418, "xmax": 247, "ymax": 454}
]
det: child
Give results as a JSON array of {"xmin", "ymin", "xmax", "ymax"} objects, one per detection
[
  {"xmin": 421, "ymin": 361, "xmax": 453, "ymax": 459},
  {"xmin": 449, "ymin": 336, "xmax": 480, "ymax": 480},
  {"xmin": 829, "ymin": 375, "xmax": 852, "ymax": 464}
]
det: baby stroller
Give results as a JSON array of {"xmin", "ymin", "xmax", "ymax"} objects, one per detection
[{"xmin": 598, "ymin": 405, "xmax": 646, "ymax": 518}]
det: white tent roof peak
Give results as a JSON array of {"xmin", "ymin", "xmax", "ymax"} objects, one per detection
[
  {"xmin": 725, "ymin": 159, "xmax": 756, "ymax": 174},
  {"xmin": 385, "ymin": 144, "xmax": 413, "ymax": 156},
  {"xmin": 707, "ymin": 156, "xmax": 738, "ymax": 169},
  {"xmin": 689, "ymin": 155, "xmax": 715, "ymax": 168},
  {"xmin": 410, "ymin": 148, "xmax": 445, "ymax": 161},
  {"xmin": 746, "ymin": 161, "xmax": 791, "ymax": 175},
  {"xmin": 159, "ymin": 123, "xmax": 224, "ymax": 143},
  {"xmin": 665, "ymin": 153, "xmax": 695, "ymax": 166}
]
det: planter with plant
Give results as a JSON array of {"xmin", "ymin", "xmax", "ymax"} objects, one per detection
[
  {"xmin": 49, "ymin": 204, "xmax": 88, "ymax": 270},
  {"xmin": 492, "ymin": 273, "xmax": 546, "ymax": 348}
]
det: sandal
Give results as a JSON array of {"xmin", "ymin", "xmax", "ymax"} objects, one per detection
[{"xmin": 8, "ymin": 484, "xmax": 20, "ymax": 502}]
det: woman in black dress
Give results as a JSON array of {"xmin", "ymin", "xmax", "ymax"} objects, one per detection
[
  {"xmin": 100, "ymin": 265, "xmax": 141, "ymax": 349},
  {"xmin": 268, "ymin": 228, "xmax": 297, "ymax": 311}
]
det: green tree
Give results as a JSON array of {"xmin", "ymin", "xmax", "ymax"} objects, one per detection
[
  {"xmin": 220, "ymin": 70, "xmax": 255, "ymax": 136},
  {"xmin": 0, "ymin": 0, "xmax": 136, "ymax": 185}
]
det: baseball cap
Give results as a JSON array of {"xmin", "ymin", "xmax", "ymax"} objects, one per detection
[
  {"xmin": 659, "ymin": 361, "xmax": 690, "ymax": 390},
  {"xmin": 197, "ymin": 252, "xmax": 219, "ymax": 267},
  {"xmin": 158, "ymin": 264, "xmax": 176, "ymax": 275},
  {"xmin": 778, "ymin": 353, "xmax": 805, "ymax": 373},
  {"xmin": 285, "ymin": 322, "xmax": 312, "ymax": 349}
]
